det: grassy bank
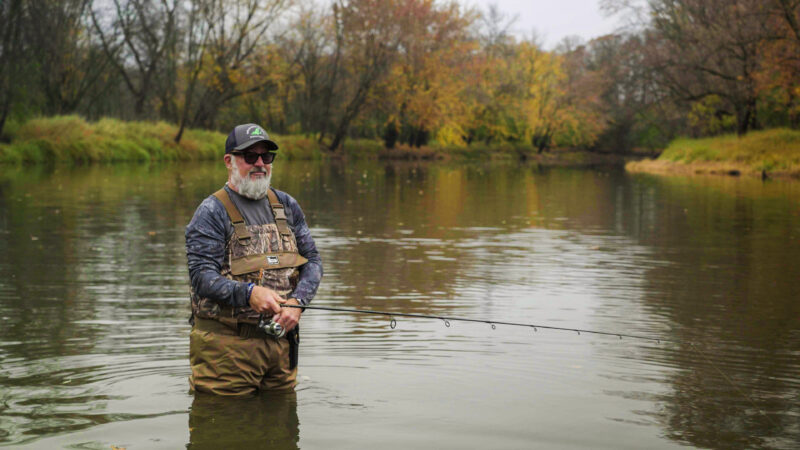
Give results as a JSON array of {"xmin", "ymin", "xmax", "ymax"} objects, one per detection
[
  {"xmin": 0, "ymin": 116, "xmax": 335, "ymax": 164},
  {"xmin": 0, "ymin": 115, "xmax": 626, "ymax": 165},
  {"xmin": 626, "ymin": 129, "xmax": 800, "ymax": 178},
  {"xmin": 0, "ymin": 116, "xmax": 225, "ymax": 163}
]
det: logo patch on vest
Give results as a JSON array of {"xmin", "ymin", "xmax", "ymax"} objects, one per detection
[{"xmin": 266, "ymin": 255, "xmax": 280, "ymax": 265}]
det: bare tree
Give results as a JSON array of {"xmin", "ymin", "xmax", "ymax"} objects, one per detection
[
  {"xmin": 28, "ymin": 0, "xmax": 116, "ymax": 115},
  {"xmin": 477, "ymin": 3, "xmax": 518, "ymax": 57},
  {"xmin": 174, "ymin": 0, "xmax": 211, "ymax": 143},
  {"xmin": 277, "ymin": 4, "xmax": 335, "ymax": 138},
  {"xmin": 91, "ymin": 0, "xmax": 178, "ymax": 118}
]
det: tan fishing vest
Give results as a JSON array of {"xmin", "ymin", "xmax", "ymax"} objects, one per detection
[{"xmin": 191, "ymin": 187, "xmax": 308, "ymax": 325}]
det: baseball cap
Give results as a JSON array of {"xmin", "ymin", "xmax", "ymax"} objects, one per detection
[{"xmin": 225, "ymin": 123, "xmax": 279, "ymax": 153}]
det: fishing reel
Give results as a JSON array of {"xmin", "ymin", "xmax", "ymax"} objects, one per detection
[{"xmin": 257, "ymin": 316, "xmax": 286, "ymax": 339}]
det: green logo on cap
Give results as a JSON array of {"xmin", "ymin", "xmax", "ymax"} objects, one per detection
[{"xmin": 250, "ymin": 127, "xmax": 263, "ymax": 136}]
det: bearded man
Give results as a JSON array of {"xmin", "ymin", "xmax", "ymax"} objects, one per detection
[{"xmin": 185, "ymin": 123, "xmax": 322, "ymax": 396}]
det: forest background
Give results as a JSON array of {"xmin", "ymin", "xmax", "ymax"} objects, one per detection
[{"xmin": 0, "ymin": 0, "xmax": 798, "ymax": 162}]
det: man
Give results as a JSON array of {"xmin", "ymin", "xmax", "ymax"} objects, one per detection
[{"xmin": 185, "ymin": 123, "xmax": 322, "ymax": 396}]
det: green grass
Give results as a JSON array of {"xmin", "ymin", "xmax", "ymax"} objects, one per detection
[
  {"xmin": 340, "ymin": 138, "xmax": 385, "ymax": 158},
  {"xmin": 0, "ymin": 115, "xmax": 225, "ymax": 164},
  {"xmin": 437, "ymin": 141, "xmax": 527, "ymax": 160},
  {"xmin": 0, "ymin": 115, "xmax": 627, "ymax": 165},
  {"xmin": 0, "ymin": 116, "xmax": 335, "ymax": 164},
  {"xmin": 658, "ymin": 129, "xmax": 800, "ymax": 173},
  {"xmin": 267, "ymin": 134, "xmax": 326, "ymax": 160}
]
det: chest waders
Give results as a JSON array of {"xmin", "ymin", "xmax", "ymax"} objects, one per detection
[{"xmin": 190, "ymin": 187, "xmax": 306, "ymax": 369}]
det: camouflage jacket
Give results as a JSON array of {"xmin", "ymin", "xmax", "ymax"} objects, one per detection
[{"xmin": 185, "ymin": 185, "xmax": 322, "ymax": 318}]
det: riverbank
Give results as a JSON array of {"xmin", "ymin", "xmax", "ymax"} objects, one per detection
[
  {"xmin": 626, "ymin": 129, "xmax": 800, "ymax": 179},
  {"xmin": 0, "ymin": 116, "xmax": 341, "ymax": 163},
  {"xmin": 0, "ymin": 116, "xmax": 223, "ymax": 163},
  {"xmin": 0, "ymin": 115, "xmax": 628, "ymax": 165}
]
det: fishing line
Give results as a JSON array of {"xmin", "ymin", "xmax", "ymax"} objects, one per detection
[{"xmin": 281, "ymin": 303, "xmax": 777, "ymax": 424}]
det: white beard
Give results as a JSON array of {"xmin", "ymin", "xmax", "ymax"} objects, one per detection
[{"xmin": 230, "ymin": 162, "xmax": 271, "ymax": 200}]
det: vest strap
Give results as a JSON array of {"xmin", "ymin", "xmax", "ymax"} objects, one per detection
[
  {"xmin": 267, "ymin": 188, "xmax": 292, "ymax": 237},
  {"xmin": 213, "ymin": 188, "xmax": 252, "ymax": 244}
]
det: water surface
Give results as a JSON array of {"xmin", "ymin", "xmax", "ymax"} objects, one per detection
[{"xmin": 0, "ymin": 161, "xmax": 798, "ymax": 449}]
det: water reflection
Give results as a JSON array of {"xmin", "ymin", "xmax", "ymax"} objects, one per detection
[
  {"xmin": 0, "ymin": 161, "xmax": 797, "ymax": 449},
  {"xmin": 188, "ymin": 391, "xmax": 299, "ymax": 449},
  {"xmin": 616, "ymin": 174, "xmax": 800, "ymax": 449},
  {"xmin": 0, "ymin": 163, "xmax": 202, "ymax": 446}
]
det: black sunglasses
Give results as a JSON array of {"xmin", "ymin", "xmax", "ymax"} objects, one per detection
[{"xmin": 233, "ymin": 151, "xmax": 276, "ymax": 165}]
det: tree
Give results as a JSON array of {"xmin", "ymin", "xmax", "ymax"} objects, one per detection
[
  {"xmin": 644, "ymin": 0, "xmax": 773, "ymax": 135},
  {"xmin": 553, "ymin": 39, "xmax": 610, "ymax": 149},
  {"xmin": 323, "ymin": 0, "xmax": 408, "ymax": 151},
  {"xmin": 174, "ymin": 0, "xmax": 211, "ymax": 143},
  {"xmin": 574, "ymin": 34, "xmax": 672, "ymax": 151},
  {"xmin": 91, "ymin": 0, "xmax": 179, "ymax": 118},
  {"xmin": 757, "ymin": 0, "xmax": 800, "ymax": 128},
  {"xmin": 476, "ymin": 40, "xmax": 603, "ymax": 152},
  {"xmin": 0, "ymin": 0, "xmax": 24, "ymax": 136},
  {"xmin": 276, "ymin": 5, "xmax": 336, "ymax": 137},
  {"xmin": 378, "ymin": 0, "xmax": 477, "ymax": 147},
  {"xmin": 183, "ymin": 0, "xmax": 289, "ymax": 130},
  {"xmin": 774, "ymin": 0, "xmax": 800, "ymax": 42}
]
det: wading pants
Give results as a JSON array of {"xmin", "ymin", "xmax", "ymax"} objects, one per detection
[{"xmin": 189, "ymin": 318, "xmax": 297, "ymax": 396}]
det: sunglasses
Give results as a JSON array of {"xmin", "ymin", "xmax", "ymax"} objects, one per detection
[{"xmin": 233, "ymin": 151, "xmax": 276, "ymax": 165}]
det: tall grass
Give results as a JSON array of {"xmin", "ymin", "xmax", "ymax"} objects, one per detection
[
  {"xmin": 269, "ymin": 134, "xmax": 326, "ymax": 160},
  {"xmin": 0, "ymin": 116, "xmax": 225, "ymax": 164},
  {"xmin": 658, "ymin": 129, "xmax": 800, "ymax": 173},
  {"xmin": 1, "ymin": 115, "xmax": 630, "ymax": 165},
  {"xmin": 0, "ymin": 116, "xmax": 336, "ymax": 164}
]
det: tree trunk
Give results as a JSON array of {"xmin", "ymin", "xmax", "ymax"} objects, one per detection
[
  {"xmin": 382, "ymin": 121, "xmax": 398, "ymax": 149},
  {"xmin": 0, "ymin": 0, "xmax": 23, "ymax": 138},
  {"xmin": 327, "ymin": 81, "xmax": 370, "ymax": 152},
  {"xmin": 0, "ymin": 101, "xmax": 10, "ymax": 139},
  {"xmin": 736, "ymin": 98, "xmax": 758, "ymax": 135}
]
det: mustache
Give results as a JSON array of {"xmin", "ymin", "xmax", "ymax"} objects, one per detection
[{"xmin": 249, "ymin": 168, "xmax": 268, "ymax": 174}]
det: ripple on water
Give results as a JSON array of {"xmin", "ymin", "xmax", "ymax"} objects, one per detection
[{"xmin": 1, "ymin": 163, "xmax": 799, "ymax": 448}]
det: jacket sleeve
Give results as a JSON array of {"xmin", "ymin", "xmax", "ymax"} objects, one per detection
[
  {"xmin": 185, "ymin": 196, "xmax": 250, "ymax": 308},
  {"xmin": 282, "ymin": 193, "xmax": 323, "ymax": 305}
]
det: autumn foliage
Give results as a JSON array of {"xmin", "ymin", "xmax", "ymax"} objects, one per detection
[{"xmin": 0, "ymin": 0, "xmax": 798, "ymax": 154}]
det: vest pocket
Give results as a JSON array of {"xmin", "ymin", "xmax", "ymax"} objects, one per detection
[{"xmin": 230, "ymin": 252, "xmax": 309, "ymax": 275}]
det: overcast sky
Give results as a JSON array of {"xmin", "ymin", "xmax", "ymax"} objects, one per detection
[{"xmin": 466, "ymin": 0, "xmax": 621, "ymax": 48}]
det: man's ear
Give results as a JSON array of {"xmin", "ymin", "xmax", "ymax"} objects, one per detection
[{"xmin": 224, "ymin": 154, "xmax": 233, "ymax": 169}]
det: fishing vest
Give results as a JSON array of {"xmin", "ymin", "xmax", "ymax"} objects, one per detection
[{"xmin": 190, "ymin": 187, "xmax": 308, "ymax": 325}]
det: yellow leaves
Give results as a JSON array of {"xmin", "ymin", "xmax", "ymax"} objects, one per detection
[
  {"xmin": 688, "ymin": 95, "xmax": 736, "ymax": 135},
  {"xmin": 436, "ymin": 122, "xmax": 467, "ymax": 146},
  {"xmin": 377, "ymin": 1, "xmax": 476, "ymax": 137},
  {"xmin": 475, "ymin": 42, "xmax": 605, "ymax": 149}
]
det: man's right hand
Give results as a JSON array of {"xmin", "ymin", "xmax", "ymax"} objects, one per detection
[{"xmin": 248, "ymin": 285, "xmax": 283, "ymax": 314}]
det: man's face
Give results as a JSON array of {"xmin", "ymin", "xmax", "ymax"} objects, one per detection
[
  {"xmin": 225, "ymin": 143, "xmax": 274, "ymax": 199},
  {"xmin": 226, "ymin": 142, "xmax": 273, "ymax": 182}
]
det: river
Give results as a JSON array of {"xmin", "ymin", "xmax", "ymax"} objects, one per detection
[{"xmin": 0, "ymin": 160, "xmax": 798, "ymax": 449}]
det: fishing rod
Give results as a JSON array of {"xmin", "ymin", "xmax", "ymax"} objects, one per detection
[
  {"xmin": 281, "ymin": 303, "xmax": 778, "ymax": 426},
  {"xmin": 280, "ymin": 304, "xmax": 671, "ymax": 343}
]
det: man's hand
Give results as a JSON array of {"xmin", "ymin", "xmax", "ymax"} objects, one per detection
[
  {"xmin": 272, "ymin": 298, "xmax": 302, "ymax": 332},
  {"xmin": 248, "ymin": 285, "xmax": 283, "ymax": 315}
]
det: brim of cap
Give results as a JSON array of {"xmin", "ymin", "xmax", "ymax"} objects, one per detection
[{"xmin": 233, "ymin": 137, "xmax": 279, "ymax": 151}]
